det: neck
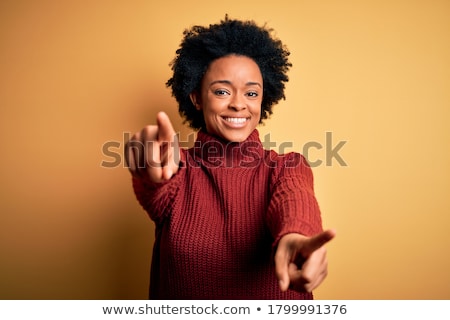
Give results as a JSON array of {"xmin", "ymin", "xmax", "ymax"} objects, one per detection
[{"xmin": 191, "ymin": 129, "xmax": 264, "ymax": 168}]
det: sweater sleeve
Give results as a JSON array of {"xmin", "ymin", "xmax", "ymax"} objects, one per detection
[
  {"xmin": 131, "ymin": 149, "xmax": 186, "ymax": 225},
  {"xmin": 266, "ymin": 151, "xmax": 323, "ymax": 246}
]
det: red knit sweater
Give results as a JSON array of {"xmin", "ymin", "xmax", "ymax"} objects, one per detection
[{"xmin": 132, "ymin": 129, "xmax": 323, "ymax": 299}]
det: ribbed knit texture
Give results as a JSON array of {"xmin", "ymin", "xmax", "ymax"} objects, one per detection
[{"xmin": 132, "ymin": 129, "xmax": 323, "ymax": 299}]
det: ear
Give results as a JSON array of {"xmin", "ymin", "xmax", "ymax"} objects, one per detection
[{"xmin": 189, "ymin": 92, "xmax": 202, "ymax": 110}]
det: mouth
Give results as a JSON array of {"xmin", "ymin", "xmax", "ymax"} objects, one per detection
[{"xmin": 222, "ymin": 117, "xmax": 249, "ymax": 125}]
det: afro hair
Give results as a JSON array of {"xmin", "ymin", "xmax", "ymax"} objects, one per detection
[{"xmin": 166, "ymin": 15, "xmax": 292, "ymax": 130}]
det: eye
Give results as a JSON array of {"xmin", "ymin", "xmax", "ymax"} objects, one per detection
[
  {"xmin": 246, "ymin": 91, "xmax": 259, "ymax": 98},
  {"xmin": 214, "ymin": 89, "xmax": 230, "ymax": 96}
]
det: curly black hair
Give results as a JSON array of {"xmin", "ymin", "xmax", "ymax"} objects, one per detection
[{"xmin": 166, "ymin": 15, "xmax": 292, "ymax": 130}]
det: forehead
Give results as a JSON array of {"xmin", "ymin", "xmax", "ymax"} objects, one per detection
[{"xmin": 203, "ymin": 55, "xmax": 263, "ymax": 82}]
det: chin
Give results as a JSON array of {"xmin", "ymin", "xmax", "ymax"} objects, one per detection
[{"xmin": 222, "ymin": 132, "xmax": 251, "ymax": 143}]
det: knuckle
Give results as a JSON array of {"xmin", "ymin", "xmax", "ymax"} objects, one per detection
[
  {"xmin": 146, "ymin": 168, "xmax": 162, "ymax": 183},
  {"xmin": 141, "ymin": 125, "xmax": 157, "ymax": 138},
  {"xmin": 125, "ymin": 133, "xmax": 139, "ymax": 147}
]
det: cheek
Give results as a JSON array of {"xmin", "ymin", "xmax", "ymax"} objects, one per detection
[
  {"xmin": 203, "ymin": 98, "xmax": 227, "ymax": 115},
  {"xmin": 202, "ymin": 105, "xmax": 219, "ymax": 119},
  {"xmin": 252, "ymin": 102, "xmax": 262, "ymax": 116},
  {"xmin": 202, "ymin": 107, "xmax": 220, "ymax": 129}
]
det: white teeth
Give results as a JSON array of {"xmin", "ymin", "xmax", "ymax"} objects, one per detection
[{"xmin": 224, "ymin": 117, "xmax": 247, "ymax": 124}]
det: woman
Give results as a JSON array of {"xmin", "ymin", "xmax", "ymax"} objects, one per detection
[{"xmin": 126, "ymin": 16, "xmax": 335, "ymax": 299}]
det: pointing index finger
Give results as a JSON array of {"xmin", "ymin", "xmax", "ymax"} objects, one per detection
[
  {"xmin": 156, "ymin": 111, "xmax": 176, "ymax": 142},
  {"xmin": 156, "ymin": 111, "xmax": 180, "ymax": 180}
]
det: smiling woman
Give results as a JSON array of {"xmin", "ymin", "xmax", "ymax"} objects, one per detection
[
  {"xmin": 1, "ymin": 0, "xmax": 449, "ymax": 303},
  {"xmin": 189, "ymin": 55, "xmax": 263, "ymax": 142},
  {"xmin": 125, "ymin": 16, "xmax": 335, "ymax": 299}
]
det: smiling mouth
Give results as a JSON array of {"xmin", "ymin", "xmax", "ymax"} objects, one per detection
[{"xmin": 222, "ymin": 117, "xmax": 249, "ymax": 124}]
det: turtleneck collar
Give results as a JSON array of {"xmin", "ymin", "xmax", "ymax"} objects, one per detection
[{"xmin": 189, "ymin": 129, "xmax": 265, "ymax": 168}]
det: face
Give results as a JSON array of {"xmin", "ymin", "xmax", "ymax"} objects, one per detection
[{"xmin": 190, "ymin": 55, "xmax": 263, "ymax": 142}]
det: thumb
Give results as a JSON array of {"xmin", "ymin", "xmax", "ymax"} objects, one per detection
[{"xmin": 274, "ymin": 244, "xmax": 292, "ymax": 292}]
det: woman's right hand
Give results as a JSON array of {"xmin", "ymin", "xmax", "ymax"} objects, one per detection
[{"xmin": 125, "ymin": 111, "xmax": 180, "ymax": 183}]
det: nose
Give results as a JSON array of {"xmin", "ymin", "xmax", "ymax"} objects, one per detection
[{"xmin": 229, "ymin": 94, "xmax": 246, "ymax": 111}]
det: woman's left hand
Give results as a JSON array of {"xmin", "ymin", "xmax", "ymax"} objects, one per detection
[{"xmin": 274, "ymin": 230, "xmax": 336, "ymax": 293}]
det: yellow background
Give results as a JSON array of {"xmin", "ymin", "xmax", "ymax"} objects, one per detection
[{"xmin": 1, "ymin": 0, "xmax": 449, "ymax": 299}]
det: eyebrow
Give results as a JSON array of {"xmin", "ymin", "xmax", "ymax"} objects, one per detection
[{"xmin": 209, "ymin": 80, "xmax": 262, "ymax": 88}]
